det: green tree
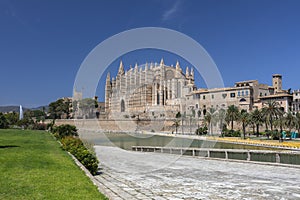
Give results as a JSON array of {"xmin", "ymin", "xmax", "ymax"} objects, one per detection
[
  {"xmin": 4, "ymin": 112, "xmax": 19, "ymax": 126},
  {"xmin": 0, "ymin": 113, "xmax": 9, "ymax": 129},
  {"xmin": 262, "ymin": 101, "xmax": 283, "ymax": 131},
  {"xmin": 204, "ymin": 108, "xmax": 218, "ymax": 135},
  {"xmin": 53, "ymin": 124, "xmax": 78, "ymax": 139},
  {"xmin": 249, "ymin": 109, "xmax": 263, "ymax": 137},
  {"xmin": 295, "ymin": 112, "xmax": 300, "ymax": 134},
  {"xmin": 284, "ymin": 112, "xmax": 297, "ymax": 132},
  {"xmin": 239, "ymin": 110, "xmax": 249, "ymax": 139},
  {"xmin": 49, "ymin": 99, "xmax": 71, "ymax": 119},
  {"xmin": 226, "ymin": 105, "xmax": 239, "ymax": 130},
  {"xmin": 218, "ymin": 109, "xmax": 226, "ymax": 135},
  {"xmin": 172, "ymin": 119, "xmax": 180, "ymax": 134}
]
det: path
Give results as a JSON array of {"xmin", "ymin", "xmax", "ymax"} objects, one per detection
[{"xmin": 94, "ymin": 146, "xmax": 300, "ymax": 200}]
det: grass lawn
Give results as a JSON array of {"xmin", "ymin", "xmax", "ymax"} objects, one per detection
[{"xmin": 0, "ymin": 129, "xmax": 107, "ymax": 200}]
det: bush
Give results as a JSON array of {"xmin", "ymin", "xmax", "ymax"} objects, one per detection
[
  {"xmin": 195, "ymin": 126, "xmax": 208, "ymax": 135},
  {"xmin": 61, "ymin": 137, "xmax": 99, "ymax": 175},
  {"xmin": 33, "ymin": 123, "xmax": 47, "ymax": 130},
  {"xmin": 270, "ymin": 130, "xmax": 280, "ymax": 140},
  {"xmin": 53, "ymin": 124, "xmax": 78, "ymax": 139},
  {"xmin": 0, "ymin": 113, "xmax": 9, "ymax": 129},
  {"xmin": 224, "ymin": 129, "xmax": 241, "ymax": 137}
]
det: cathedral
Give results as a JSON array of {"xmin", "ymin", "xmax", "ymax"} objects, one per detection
[{"xmin": 105, "ymin": 59, "xmax": 196, "ymax": 119}]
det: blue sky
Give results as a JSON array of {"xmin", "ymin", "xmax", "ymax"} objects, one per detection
[{"xmin": 1, "ymin": 0, "xmax": 300, "ymax": 107}]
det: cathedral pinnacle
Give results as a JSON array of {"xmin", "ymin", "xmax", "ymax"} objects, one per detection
[
  {"xmin": 191, "ymin": 67, "xmax": 194, "ymax": 78},
  {"xmin": 106, "ymin": 72, "xmax": 111, "ymax": 81},
  {"xmin": 160, "ymin": 58, "xmax": 164, "ymax": 66},
  {"xmin": 186, "ymin": 66, "xmax": 189, "ymax": 77},
  {"xmin": 118, "ymin": 60, "xmax": 125, "ymax": 75},
  {"xmin": 175, "ymin": 60, "xmax": 182, "ymax": 72}
]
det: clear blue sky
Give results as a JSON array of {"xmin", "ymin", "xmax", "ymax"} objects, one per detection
[{"xmin": 1, "ymin": 0, "xmax": 300, "ymax": 107}]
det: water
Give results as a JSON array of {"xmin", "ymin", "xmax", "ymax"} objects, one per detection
[{"xmin": 81, "ymin": 132, "xmax": 276, "ymax": 151}]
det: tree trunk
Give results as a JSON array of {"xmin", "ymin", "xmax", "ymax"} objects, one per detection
[
  {"xmin": 243, "ymin": 123, "xmax": 246, "ymax": 139},
  {"xmin": 256, "ymin": 124, "xmax": 260, "ymax": 137},
  {"xmin": 231, "ymin": 119, "xmax": 234, "ymax": 130}
]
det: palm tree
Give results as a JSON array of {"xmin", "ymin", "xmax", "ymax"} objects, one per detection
[
  {"xmin": 239, "ymin": 110, "xmax": 249, "ymax": 139},
  {"xmin": 250, "ymin": 109, "xmax": 263, "ymax": 137},
  {"xmin": 284, "ymin": 112, "xmax": 296, "ymax": 132},
  {"xmin": 204, "ymin": 108, "xmax": 218, "ymax": 135},
  {"xmin": 226, "ymin": 105, "xmax": 239, "ymax": 130},
  {"xmin": 172, "ymin": 119, "xmax": 180, "ymax": 134},
  {"xmin": 295, "ymin": 113, "xmax": 300, "ymax": 134},
  {"xmin": 218, "ymin": 108, "xmax": 226, "ymax": 134},
  {"xmin": 204, "ymin": 112, "xmax": 212, "ymax": 135},
  {"xmin": 262, "ymin": 101, "xmax": 283, "ymax": 131}
]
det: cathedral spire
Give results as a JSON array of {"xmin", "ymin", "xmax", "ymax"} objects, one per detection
[
  {"xmin": 160, "ymin": 58, "xmax": 164, "ymax": 66},
  {"xmin": 186, "ymin": 66, "xmax": 189, "ymax": 77},
  {"xmin": 134, "ymin": 62, "xmax": 138, "ymax": 72},
  {"xmin": 118, "ymin": 60, "xmax": 125, "ymax": 75},
  {"xmin": 175, "ymin": 60, "xmax": 182, "ymax": 72},
  {"xmin": 106, "ymin": 72, "xmax": 111, "ymax": 82},
  {"xmin": 191, "ymin": 67, "xmax": 194, "ymax": 78}
]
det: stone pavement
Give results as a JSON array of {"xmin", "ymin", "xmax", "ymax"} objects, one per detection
[{"xmin": 94, "ymin": 146, "xmax": 300, "ymax": 200}]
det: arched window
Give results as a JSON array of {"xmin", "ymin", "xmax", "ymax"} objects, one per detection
[
  {"xmin": 240, "ymin": 98, "xmax": 246, "ymax": 102},
  {"xmin": 121, "ymin": 99, "xmax": 125, "ymax": 112}
]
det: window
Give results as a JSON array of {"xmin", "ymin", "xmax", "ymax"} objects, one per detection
[
  {"xmin": 203, "ymin": 95, "xmax": 206, "ymax": 100},
  {"xmin": 230, "ymin": 93, "xmax": 235, "ymax": 98},
  {"xmin": 260, "ymin": 92, "xmax": 262, "ymax": 97},
  {"xmin": 242, "ymin": 91, "xmax": 245, "ymax": 96},
  {"xmin": 121, "ymin": 99, "xmax": 125, "ymax": 112},
  {"xmin": 212, "ymin": 94, "xmax": 214, "ymax": 99},
  {"xmin": 245, "ymin": 90, "xmax": 249, "ymax": 96},
  {"xmin": 238, "ymin": 91, "xmax": 240, "ymax": 96}
]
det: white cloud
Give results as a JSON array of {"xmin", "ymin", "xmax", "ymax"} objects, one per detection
[{"xmin": 162, "ymin": 0, "xmax": 181, "ymax": 21}]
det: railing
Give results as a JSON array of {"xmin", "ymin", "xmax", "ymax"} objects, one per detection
[{"xmin": 132, "ymin": 146, "xmax": 300, "ymax": 166}]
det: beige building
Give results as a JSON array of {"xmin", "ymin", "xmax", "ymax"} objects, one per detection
[
  {"xmin": 292, "ymin": 90, "xmax": 300, "ymax": 113},
  {"xmin": 105, "ymin": 59, "xmax": 195, "ymax": 119},
  {"xmin": 104, "ymin": 60, "xmax": 294, "ymax": 119}
]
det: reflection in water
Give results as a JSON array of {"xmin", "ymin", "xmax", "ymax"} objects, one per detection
[{"xmin": 81, "ymin": 132, "xmax": 276, "ymax": 151}]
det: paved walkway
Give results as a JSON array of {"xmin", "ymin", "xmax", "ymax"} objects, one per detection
[{"xmin": 94, "ymin": 146, "xmax": 300, "ymax": 200}]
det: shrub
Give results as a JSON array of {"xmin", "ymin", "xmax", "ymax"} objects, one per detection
[
  {"xmin": 224, "ymin": 130, "xmax": 241, "ymax": 137},
  {"xmin": 61, "ymin": 137, "xmax": 99, "ymax": 175},
  {"xmin": 33, "ymin": 123, "xmax": 47, "ymax": 130},
  {"xmin": 53, "ymin": 124, "xmax": 78, "ymax": 139},
  {"xmin": 195, "ymin": 126, "xmax": 208, "ymax": 135},
  {"xmin": 0, "ymin": 113, "xmax": 9, "ymax": 129},
  {"xmin": 270, "ymin": 130, "xmax": 280, "ymax": 140}
]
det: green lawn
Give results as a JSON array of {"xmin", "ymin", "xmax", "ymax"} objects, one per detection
[{"xmin": 0, "ymin": 129, "xmax": 107, "ymax": 200}]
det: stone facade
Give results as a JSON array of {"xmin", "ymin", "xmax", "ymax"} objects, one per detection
[
  {"xmin": 105, "ymin": 59, "xmax": 195, "ymax": 119},
  {"xmin": 105, "ymin": 61, "xmax": 295, "ymax": 120},
  {"xmin": 292, "ymin": 90, "xmax": 300, "ymax": 113}
]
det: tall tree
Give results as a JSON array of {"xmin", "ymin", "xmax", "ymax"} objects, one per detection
[
  {"xmin": 262, "ymin": 101, "xmax": 283, "ymax": 131},
  {"xmin": 226, "ymin": 105, "xmax": 239, "ymax": 130},
  {"xmin": 295, "ymin": 112, "xmax": 300, "ymax": 134},
  {"xmin": 239, "ymin": 110, "xmax": 249, "ymax": 139},
  {"xmin": 249, "ymin": 109, "xmax": 263, "ymax": 137},
  {"xmin": 0, "ymin": 113, "xmax": 9, "ymax": 129},
  {"xmin": 218, "ymin": 109, "xmax": 226, "ymax": 134},
  {"xmin": 284, "ymin": 112, "xmax": 296, "ymax": 132},
  {"xmin": 172, "ymin": 119, "xmax": 180, "ymax": 134},
  {"xmin": 49, "ymin": 99, "xmax": 71, "ymax": 119}
]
